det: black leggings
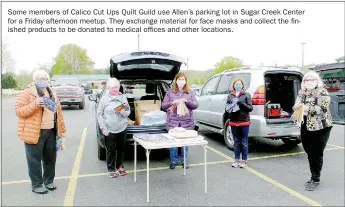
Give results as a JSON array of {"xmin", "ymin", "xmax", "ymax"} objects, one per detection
[
  {"xmin": 104, "ymin": 129, "xmax": 127, "ymax": 172},
  {"xmin": 301, "ymin": 124, "xmax": 332, "ymax": 182}
]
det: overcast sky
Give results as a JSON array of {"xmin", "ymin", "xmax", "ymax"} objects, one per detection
[{"xmin": 2, "ymin": 1, "xmax": 344, "ymax": 73}]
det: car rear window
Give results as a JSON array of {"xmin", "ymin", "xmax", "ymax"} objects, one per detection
[{"xmin": 230, "ymin": 73, "xmax": 251, "ymax": 91}]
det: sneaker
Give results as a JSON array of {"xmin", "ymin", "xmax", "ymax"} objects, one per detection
[
  {"xmin": 118, "ymin": 165, "xmax": 127, "ymax": 176},
  {"xmin": 45, "ymin": 183, "xmax": 57, "ymax": 191},
  {"xmin": 108, "ymin": 171, "xmax": 118, "ymax": 178},
  {"xmin": 239, "ymin": 161, "xmax": 247, "ymax": 168},
  {"xmin": 182, "ymin": 163, "xmax": 189, "ymax": 169},
  {"xmin": 170, "ymin": 163, "xmax": 176, "ymax": 170},
  {"xmin": 32, "ymin": 186, "xmax": 48, "ymax": 194},
  {"xmin": 232, "ymin": 161, "xmax": 240, "ymax": 168},
  {"xmin": 306, "ymin": 180, "xmax": 320, "ymax": 191}
]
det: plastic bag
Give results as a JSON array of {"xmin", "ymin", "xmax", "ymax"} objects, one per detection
[
  {"xmin": 140, "ymin": 110, "xmax": 167, "ymax": 126},
  {"xmin": 56, "ymin": 138, "xmax": 65, "ymax": 151}
]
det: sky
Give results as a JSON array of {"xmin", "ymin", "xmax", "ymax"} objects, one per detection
[{"xmin": 1, "ymin": 1, "xmax": 344, "ymax": 73}]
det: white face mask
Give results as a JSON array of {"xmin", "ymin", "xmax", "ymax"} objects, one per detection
[
  {"xmin": 176, "ymin": 80, "xmax": 186, "ymax": 88},
  {"xmin": 305, "ymin": 81, "xmax": 317, "ymax": 90}
]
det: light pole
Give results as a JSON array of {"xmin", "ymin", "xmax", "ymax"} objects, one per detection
[
  {"xmin": 187, "ymin": 58, "xmax": 189, "ymax": 78},
  {"xmin": 301, "ymin": 42, "xmax": 306, "ymax": 70},
  {"xmin": 137, "ymin": 34, "xmax": 140, "ymax": 51}
]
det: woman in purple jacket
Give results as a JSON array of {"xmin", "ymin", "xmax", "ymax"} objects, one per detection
[{"xmin": 162, "ymin": 72, "xmax": 199, "ymax": 170}]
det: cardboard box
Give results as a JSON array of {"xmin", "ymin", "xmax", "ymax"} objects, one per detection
[{"xmin": 134, "ymin": 100, "xmax": 161, "ymax": 125}]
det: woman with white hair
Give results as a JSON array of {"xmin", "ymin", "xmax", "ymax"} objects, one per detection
[
  {"xmin": 292, "ymin": 70, "xmax": 333, "ymax": 191},
  {"xmin": 15, "ymin": 70, "xmax": 66, "ymax": 194},
  {"xmin": 96, "ymin": 77, "xmax": 130, "ymax": 178}
]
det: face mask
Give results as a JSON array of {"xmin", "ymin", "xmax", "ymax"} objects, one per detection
[
  {"xmin": 305, "ymin": 81, "xmax": 317, "ymax": 90},
  {"xmin": 36, "ymin": 80, "xmax": 49, "ymax": 89},
  {"xmin": 234, "ymin": 85, "xmax": 242, "ymax": 92},
  {"xmin": 109, "ymin": 87, "xmax": 119, "ymax": 96},
  {"xmin": 176, "ymin": 80, "xmax": 186, "ymax": 88}
]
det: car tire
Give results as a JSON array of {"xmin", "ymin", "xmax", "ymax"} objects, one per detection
[
  {"xmin": 79, "ymin": 100, "xmax": 85, "ymax": 110},
  {"xmin": 282, "ymin": 138, "xmax": 302, "ymax": 145},
  {"xmin": 223, "ymin": 119, "xmax": 234, "ymax": 151}
]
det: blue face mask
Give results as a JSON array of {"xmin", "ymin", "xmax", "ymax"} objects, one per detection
[{"xmin": 234, "ymin": 85, "xmax": 242, "ymax": 92}]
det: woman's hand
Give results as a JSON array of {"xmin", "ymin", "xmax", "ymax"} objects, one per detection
[
  {"xmin": 36, "ymin": 97, "xmax": 44, "ymax": 107},
  {"xmin": 102, "ymin": 129, "xmax": 109, "ymax": 136},
  {"xmin": 172, "ymin": 100, "xmax": 180, "ymax": 105},
  {"xmin": 180, "ymin": 98, "xmax": 188, "ymax": 103}
]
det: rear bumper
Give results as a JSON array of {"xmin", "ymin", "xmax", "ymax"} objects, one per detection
[
  {"xmin": 58, "ymin": 96, "xmax": 84, "ymax": 105},
  {"xmin": 249, "ymin": 115, "xmax": 300, "ymax": 139}
]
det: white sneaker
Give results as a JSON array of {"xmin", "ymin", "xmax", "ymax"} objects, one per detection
[
  {"xmin": 239, "ymin": 161, "xmax": 247, "ymax": 168},
  {"xmin": 232, "ymin": 161, "xmax": 240, "ymax": 168}
]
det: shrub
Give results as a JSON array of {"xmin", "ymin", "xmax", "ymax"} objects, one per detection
[{"xmin": 2, "ymin": 73, "xmax": 18, "ymax": 89}]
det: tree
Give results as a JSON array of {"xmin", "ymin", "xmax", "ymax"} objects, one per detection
[
  {"xmin": 2, "ymin": 73, "xmax": 18, "ymax": 89},
  {"xmin": 1, "ymin": 39, "xmax": 16, "ymax": 74},
  {"xmin": 214, "ymin": 56, "xmax": 243, "ymax": 74},
  {"xmin": 15, "ymin": 70, "xmax": 33, "ymax": 88},
  {"xmin": 51, "ymin": 44, "xmax": 95, "ymax": 75}
]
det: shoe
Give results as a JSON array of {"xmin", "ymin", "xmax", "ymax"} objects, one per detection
[
  {"xmin": 182, "ymin": 163, "xmax": 189, "ymax": 169},
  {"xmin": 108, "ymin": 171, "xmax": 118, "ymax": 178},
  {"xmin": 32, "ymin": 186, "xmax": 48, "ymax": 194},
  {"xmin": 45, "ymin": 183, "xmax": 57, "ymax": 191},
  {"xmin": 170, "ymin": 163, "xmax": 176, "ymax": 170},
  {"xmin": 305, "ymin": 180, "xmax": 320, "ymax": 191},
  {"xmin": 232, "ymin": 161, "xmax": 240, "ymax": 168},
  {"xmin": 117, "ymin": 165, "xmax": 127, "ymax": 176},
  {"xmin": 239, "ymin": 161, "xmax": 247, "ymax": 168},
  {"xmin": 305, "ymin": 179, "xmax": 312, "ymax": 186}
]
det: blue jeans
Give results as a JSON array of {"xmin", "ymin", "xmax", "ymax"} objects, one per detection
[
  {"xmin": 170, "ymin": 147, "xmax": 189, "ymax": 165},
  {"xmin": 231, "ymin": 126, "xmax": 249, "ymax": 161}
]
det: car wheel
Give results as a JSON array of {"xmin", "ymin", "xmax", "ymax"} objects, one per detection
[
  {"xmin": 282, "ymin": 137, "xmax": 302, "ymax": 145},
  {"xmin": 223, "ymin": 119, "xmax": 234, "ymax": 151},
  {"xmin": 79, "ymin": 100, "xmax": 85, "ymax": 110}
]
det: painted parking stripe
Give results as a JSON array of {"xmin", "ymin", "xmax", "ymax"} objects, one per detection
[
  {"xmin": 205, "ymin": 145, "xmax": 323, "ymax": 207},
  {"xmin": 327, "ymin": 143, "xmax": 345, "ymax": 149},
  {"xmin": 2, "ymin": 147, "xmax": 343, "ymax": 186},
  {"xmin": 63, "ymin": 128, "xmax": 88, "ymax": 207}
]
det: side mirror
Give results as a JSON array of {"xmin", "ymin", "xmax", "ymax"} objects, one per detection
[{"xmin": 88, "ymin": 94, "xmax": 97, "ymax": 102}]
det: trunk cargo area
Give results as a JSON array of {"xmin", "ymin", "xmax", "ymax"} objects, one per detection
[{"xmin": 264, "ymin": 72, "xmax": 302, "ymax": 123}]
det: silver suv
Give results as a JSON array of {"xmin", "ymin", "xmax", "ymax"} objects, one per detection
[{"xmin": 195, "ymin": 66, "xmax": 304, "ymax": 150}]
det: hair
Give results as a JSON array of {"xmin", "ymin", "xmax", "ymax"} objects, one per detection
[
  {"xmin": 33, "ymin": 70, "xmax": 50, "ymax": 82},
  {"xmin": 106, "ymin": 77, "xmax": 120, "ymax": 89},
  {"xmin": 301, "ymin": 70, "xmax": 324, "ymax": 90},
  {"xmin": 173, "ymin": 72, "xmax": 190, "ymax": 93},
  {"xmin": 231, "ymin": 78, "xmax": 246, "ymax": 91}
]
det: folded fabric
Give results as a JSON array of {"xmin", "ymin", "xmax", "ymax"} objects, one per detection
[
  {"xmin": 292, "ymin": 104, "xmax": 304, "ymax": 128},
  {"xmin": 168, "ymin": 100, "xmax": 189, "ymax": 117},
  {"xmin": 42, "ymin": 97, "xmax": 57, "ymax": 113}
]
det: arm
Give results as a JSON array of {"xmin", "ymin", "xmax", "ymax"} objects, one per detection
[
  {"xmin": 238, "ymin": 93, "xmax": 253, "ymax": 112},
  {"xmin": 162, "ymin": 90, "xmax": 172, "ymax": 110},
  {"xmin": 96, "ymin": 97, "xmax": 107, "ymax": 132},
  {"xmin": 119, "ymin": 96, "xmax": 131, "ymax": 118},
  {"xmin": 185, "ymin": 91, "xmax": 199, "ymax": 110},
  {"xmin": 309, "ymin": 88, "xmax": 331, "ymax": 115},
  {"xmin": 15, "ymin": 91, "xmax": 40, "ymax": 119}
]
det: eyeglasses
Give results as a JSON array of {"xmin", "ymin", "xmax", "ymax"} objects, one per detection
[{"xmin": 304, "ymin": 79, "xmax": 316, "ymax": 82}]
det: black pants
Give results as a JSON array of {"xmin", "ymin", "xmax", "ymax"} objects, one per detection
[
  {"xmin": 25, "ymin": 129, "xmax": 57, "ymax": 190},
  {"xmin": 104, "ymin": 129, "xmax": 127, "ymax": 172},
  {"xmin": 301, "ymin": 124, "xmax": 332, "ymax": 182}
]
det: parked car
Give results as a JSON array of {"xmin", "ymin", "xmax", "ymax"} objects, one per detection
[
  {"xmin": 194, "ymin": 66, "xmax": 304, "ymax": 150},
  {"xmin": 81, "ymin": 82, "xmax": 93, "ymax": 94},
  {"xmin": 88, "ymin": 51, "xmax": 187, "ymax": 160},
  {"xmin": 53, "ymin": 77, "xmax": 85, "ymax": 109}
]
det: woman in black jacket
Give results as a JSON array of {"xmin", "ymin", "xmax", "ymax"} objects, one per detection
[{"xmin": 226, "ymin": 79, "xmax": 253, "ymax": 168}]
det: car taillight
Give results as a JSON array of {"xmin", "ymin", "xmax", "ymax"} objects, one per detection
[{"xmin": 252, "ymin": 85, "xmax": 265, "ymax": 105}]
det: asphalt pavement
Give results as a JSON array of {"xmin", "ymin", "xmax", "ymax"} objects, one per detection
[{"xmin": 1, "ymin": 97, "xmax": 344, "ymax": 206}]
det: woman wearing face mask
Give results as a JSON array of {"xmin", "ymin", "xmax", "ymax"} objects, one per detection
[
  {"xmin": 292, "ymin": 71, "xmax": 332, "ymax": 191},
  {"xmin": 162, "ymin": 72, "xmax": 199, "ymax": 169},
  {"xmin": 15, "ymin": 70, "xmax": 66, "ymax": 194},
  {"xmin": 225, "ymin": 79, "xmax": 253, "ymax": 168},
  {"xmin": 97, "ymin": 77, "xmax": 130, "ymax": 178}
]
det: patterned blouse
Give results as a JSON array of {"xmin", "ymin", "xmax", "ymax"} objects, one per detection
[{"xmin": 293, "ymin": 87, "xmax": 333, "ymax": 131}]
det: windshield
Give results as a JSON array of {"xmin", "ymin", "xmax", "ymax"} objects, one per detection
[{"xmin": 54, "ymin": 78, "xmax": 79, "ymax": 86}]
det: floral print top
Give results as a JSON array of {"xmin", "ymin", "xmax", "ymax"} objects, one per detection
[{"xmin": 293, "ymin": 87, "xmax": 333, "ymax": 131}]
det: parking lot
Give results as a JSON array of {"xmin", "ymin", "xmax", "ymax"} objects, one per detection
[{"xmin": 2, "ymin": 97, "xmax": 344, "ymax": 206}]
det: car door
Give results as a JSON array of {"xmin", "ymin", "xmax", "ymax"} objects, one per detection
[
  {"xmin": 210, "ymin": 74, "xmax": 234, "ymax": 127},
  {"xmin": 195, "ymin": 76, "xmax": 221, "ymax": 124}
]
